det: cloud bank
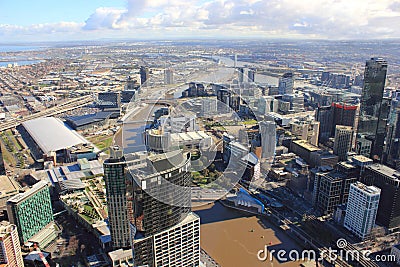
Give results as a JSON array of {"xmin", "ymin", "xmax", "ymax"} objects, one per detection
[{"xmin": 2, "ymin": 0, "xmax": 400, "ymax": 41}]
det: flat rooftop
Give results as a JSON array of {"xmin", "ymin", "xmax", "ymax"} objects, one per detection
[
  {"xmin": 7, "ymin": 180, "xmax": 48, "ymax": 204},
  {"xmin": 352, "ymin": 181, "xmax": 380, "ymax": 195},
  {"xmin": 367, "ymin": 164, "xmax": 400, "ymax": 180},
  {"xmin": 21, "ymin": 117, "xmax": 89, "ymax": 154},
  {"xmin": 292, "ymin": 139, "xmax": 320, "ymax": 152},
  {"xmin": 0, "ymin": 175, "xmax": 20, "ymax": 194}
]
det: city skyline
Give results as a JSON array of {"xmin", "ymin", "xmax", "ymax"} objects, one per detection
[{"xmin": 1, "ymin": 0, "xmax": 400, "ymax": 42}]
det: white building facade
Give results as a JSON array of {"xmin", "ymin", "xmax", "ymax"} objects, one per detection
[{"xmin": 344, "ymin": 182, "xmax": 380, "ymax": 240}]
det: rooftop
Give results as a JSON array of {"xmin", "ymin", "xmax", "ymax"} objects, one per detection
[
  {"xmin": 367, "ymin": 164, "xmax": 400, "ymax": 180},
  {"xmin": 7, "ymin": 180, "xmax": 49, "ymax": 204},
  {"xmin": 351, "ymin": 155, "xmax": 373, "ymax": 163},
  {"xmin": 352, "ymin": 181, "xmax": 381, "ymax": 195},
  {"xmin": 21, "ymin": 117, "xmax": 90, "ymax": 154},
  {"xmin": 292, "ymin": 139, "xmax": 320, "ymax": 152},
  {"xmin": 0, "ymin": 175, "xmax": 20, "ymax": 194}
]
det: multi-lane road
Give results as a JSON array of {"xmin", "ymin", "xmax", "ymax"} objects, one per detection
[{"xmin": 0, "ymin": 95, "xmax": 93, "ymax": 132}]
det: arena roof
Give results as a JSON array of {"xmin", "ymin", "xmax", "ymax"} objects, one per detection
[{"xmin": 21, "ymin": 117, "xmax": 89, "ymax": 154}]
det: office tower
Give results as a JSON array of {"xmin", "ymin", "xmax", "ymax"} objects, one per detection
[
  {"xmin": 344, "ymin": 182, "xmax": 380, "ymax": 240},
  {"xmin": 164, "ymin": 69, "xmax": 174, "ymax": 85},
  {"xmin": 7, "ymin": 180, "xmax": 56, "ymax": 248},
  {"xmin": 281, "ymin": 93, "xmax": 304, "ymax": 112},
  {"xmin": 237, "ymin": 67, "xmax": 244, "ymax": 83},
  {"xmin": 361, "ymin": 164, "xmax": 400, "ymax": 229},
  {"xmin": 0, "ymin": 145, "xmax": 5, "ymax": 175},
  {"xmin": 257, "ymin": 96, "xmax": 278, "ymax": 115},
  {"xmin": 234, "ymin": 54, "xmax": 237, "ymax": 68},
  {"xmin": 0, "ymin": 221, "xmax": 24, "ymax": 267},
  {"xmin": 122, "ymin": 77, "xmax": 138, "ymax": 103},
  {"xmin": 201, "ymin": 97, "xmax": 217, "ymax": 117},
  {"xmin": 314, "ymin": 162, "xmax": 358, "ymax": 214},
  {"xmin": 356, "ymin": 58, "xmax": 389, "ymax": 160},
  {"xmin": 333, "ymin": 126, "xmax": 353, "ymax": 161},
  {"xmin": 331, "ymin": 103, "xmax": 358, "ymax": 134},
  {"xmin": 140, "ymin": 66, "xmax": 150, "ymax": 86},
  {"xmin": 316, "ymin": 105, "xmax": 333, "ymax": 144},
  {"xmin": 103, "ymin": 147, "xmax": 131, "ymax": 249},
  {"xmin": 290, "ymin": 118, "xmax": 319, "ymax": 146},
  {"xmin": 321, "ymin": 71, "xmax": 330, "ymax": 83},
  {"xmin": 248, "ymin": 69, "xmax": 255, "ymax": 82},
  {"xmin": 259, "ymin": 121, "xmax": 276, "ymax": 161},
  {"xmin": 385, "ymin": 90, "xmax": 400, "ymax": 168},
  {"xmin": 278, "ymin": 72, "xmax": 294, "ymax": 95}
]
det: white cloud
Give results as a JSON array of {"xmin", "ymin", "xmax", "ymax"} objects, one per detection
[{"xmin": 2, "ymin": 0, "xmax": 400, "ymax": 41}]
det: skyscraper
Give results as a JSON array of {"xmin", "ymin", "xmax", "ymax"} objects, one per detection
[
  {"xmin": 356, "ymin": 58, "xmax": 389, "ymax": 160},
  {"xmin": 259, "ymin": 120, "xmax": 276, "ymax": 170},
  {"xmin": 104, "ymin": 147, "xmax": 200, "ymax": 266},
  {"xmin": 164, "ymin": 69, "xmax": 174, "ymax": 85},
  {"xmin": 316, "ymin": 105, "xmax": 333, "ymax": 144},
  {"xmin": 278, "ymin": 72, "xmax": 294, "ymax": 95},
  {"xmin": 140, "ymin": 66, "xmax": 150, "ymax": 86},
  {"xmin": 361, "ymin": 164, "xmax": 400, "ymax": 230},
  {"xmin": 333, "ymin": 125, "xmax": 353, "ymax": 161},
  {"xmin": 385, "ymin": 90, "xmax": 400, "ymax": 168},
  {"xmin": 344, "ymin": 182, "xmax": 380, "ymax": 240},
  {"xmin": 103, "ymin": 147, "xmax": 132, "ymax": 249},
  {"xmin": 7, "ymin": 180, "xmax": 56, "ymax": 248},
  {"xmin": 237, "ymin": 67, "xmax": 244, "ymax": 83},
  {"xmin": 0, "ymin": 221, "xmax": 24, "ymax": 267},
  {"xmin": 248, "ymin": 69, "xmax": 255, "ymax": 82}
]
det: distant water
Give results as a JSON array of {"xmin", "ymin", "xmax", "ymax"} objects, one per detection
[
  {"xmin": 0, "ymin": 60, "xmax": 43, "ymax": 67},
  {"xmin": 0, "ymin": 45, "xmax": 45, "ymax": 53}
]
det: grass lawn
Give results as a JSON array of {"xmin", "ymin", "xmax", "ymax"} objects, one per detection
[{"xmin": 92, "ymin": 136, "xmax": 113, "ymax": 151}]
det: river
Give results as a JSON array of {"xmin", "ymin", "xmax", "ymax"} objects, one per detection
[{"xmin": 194, "ymin": 202, "xmax": 309, "ymax": 266}]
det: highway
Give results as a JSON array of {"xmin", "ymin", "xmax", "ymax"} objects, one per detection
[{"xmin": 0, "ymin": 95, "xmax": 93, "ymax": 132}]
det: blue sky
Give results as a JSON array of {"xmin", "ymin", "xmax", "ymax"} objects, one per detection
[
  {"xmin": 0, "ymin": 1, "xmax": 126, "ymax": 26},
  {"xmin": 1, "ymin": 0, "xmax": 400, "ymax": 42}
]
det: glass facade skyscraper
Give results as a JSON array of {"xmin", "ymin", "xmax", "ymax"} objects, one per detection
[
  {"xmin": 104, "ymin": 147, "xmax": 199, "ymax": 266},
  {"xmin": 356, "ymin": 58, "xmax": 389, "ymax": 161}
]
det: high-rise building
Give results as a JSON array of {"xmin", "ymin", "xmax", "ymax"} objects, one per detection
[
  {"xmin": 385, "ymin": 90, "xmax": 400, "ymax": 168},
  {"xmin": 259, "ymin": 121, "xmax": 276, "ymax": 161},
  {"xmin": 316, "ymin": 105, "xmax": 333, "ymax": 144},
  {"xmin": 316, "ymin": 103, "xmax": 358, "ymax": 144},
  {"xmin": 333, "ymin": 125, "xmax": 353, "ymax": 161},
  {"xmin": 290, "ymin": 118, "xmax": 320, "ymax": 146},
  {"xmin": 361, "ymin": 164, "xmax": 400, "ymax": 230},
  {"xmin": 104, "ymin": 147, "xmax": 199, "ymax": 266},
  {"xmin": 344, "ymin": 182, "xmax": 380, "ymax": 240},
  {"xmin": 356, "ymin": 58, "xmax": 389, "ymax": 160},
  {"xmin": 248, "ymin": 69, "xmax": 255, "ymax": 82},
  {"xmin": 7, "ymin": 180, "xmax": 56, "ymax": 248},
  {"xmin": 278, "ymin": 72, "xmax": 294, "ymax": 95},
  {"xmin": 0, "ymin": 221, "xmax": 24, "ymax": 267},
  {"xmin": 237, "ymin": 67, "xmax": 244, "ymax": 83},
  {"xmin": 314, "ymin": 162, "xmax": 358, "ymax": 214},
  {"xmin": 103, "ymin": 147, "xmax": 136, "ymax": 249},
  {"xmin": 164, "ymin": 69, "xmax": 174, "ymax": 85},
  {"xmin": 140, "ymin": 66, "xmax": 150, "ymax": 86},
  {"xmin": 331, "ymin": 103, "xmax": 358, "ymax": 135}
]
